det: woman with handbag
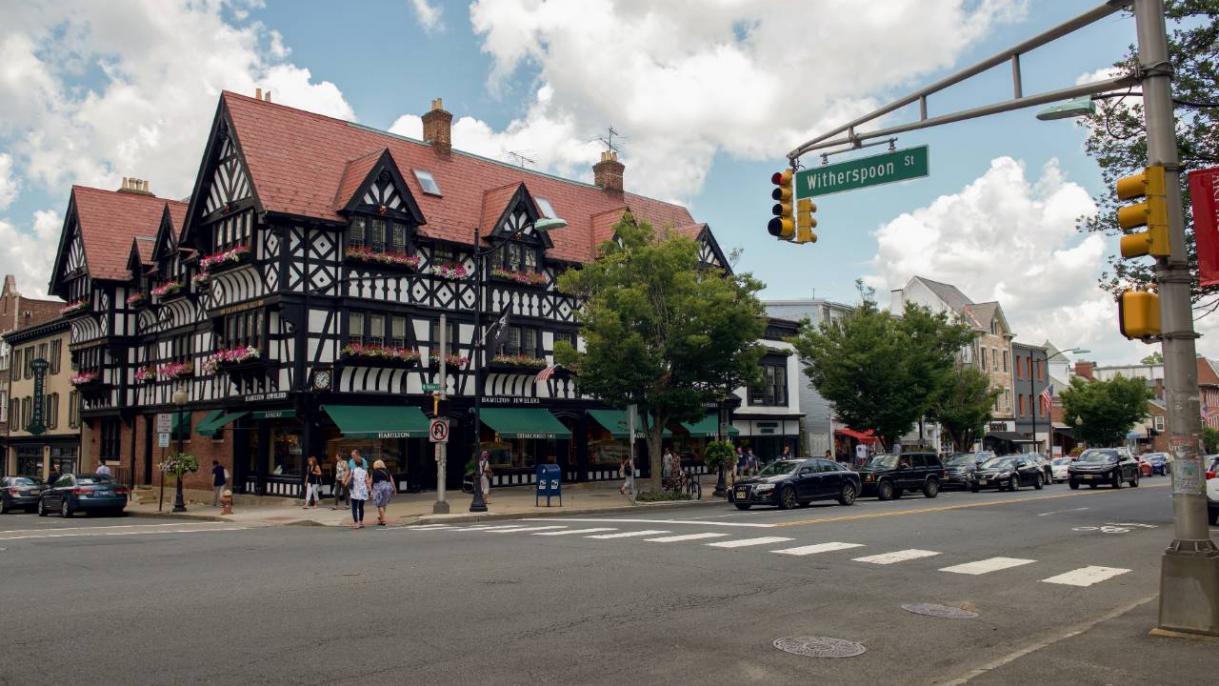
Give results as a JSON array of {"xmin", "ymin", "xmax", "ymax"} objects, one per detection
[
  {"xmin": 344, "ymin": 458, "xmax": 371, "ymax": 529},
  {"xmin": 331, "ymin": 454, "xmax": 348, "ymax": 510},
  {"xmin": 302, "ymin": 456, "xmax": 322, "ymax": 509},
  {"xmin": 370, "ymin": 459, "xmax": 394, "ymax": 526},
  {"xmin": 618, "ymin": 454, "xmax": 634, "ymax": 497},
  {"xmin": 478, "ymin": 450, "xmax": 493, "ymax": 505}
]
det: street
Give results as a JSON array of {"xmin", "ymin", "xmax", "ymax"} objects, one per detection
[{"xmin": 3, "ymin": 479, "xmax": 1212, "ymax": 685}]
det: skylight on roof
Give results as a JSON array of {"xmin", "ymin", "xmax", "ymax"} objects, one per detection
[
  {"xmin": 414, "ymin": 169, "xmax": 441, "ymax": 196},
  {"xmin": 535, "ymin": 197, "xmax": 559, "ymax": 219}
]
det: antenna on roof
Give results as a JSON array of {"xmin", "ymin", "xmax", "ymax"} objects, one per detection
[
  {"xmin": 506, "ymin": 151, "xmax": 536, "ymax": 168},
  {"xmin": 594, "ymin": 125, "xmax": 626, "ymax": 154}
]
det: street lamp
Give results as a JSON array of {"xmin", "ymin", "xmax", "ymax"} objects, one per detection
[
  {"xmin": 172, "ymin": 385, "xmax": 188, "ymax": 513},
  {"xmin": 469, "ymin": 215, "xmax": 568, "ymax": 513},
  {"xmin": 1032, "ymin": 346, "xmax": 1088, "ymax": 458},
  {"xmin": 1035, "ymin": 96, "xmax": 1096, "ymax": 121}
]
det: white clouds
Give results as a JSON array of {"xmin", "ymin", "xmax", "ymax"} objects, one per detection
[
  {"xmin": 0, "ymin": 154, "xmax": 17, "ymax": 210},
  {"xmin": 409, "ymin": 0, "xmax": 445, "ymax": 33},
  {"xmin": 0, "ymin": 209, "xmax": 62, "ymax": 298},
  {"xmin": 439, "ymin": 0, "xmax": 1027, "ymax": 200}
]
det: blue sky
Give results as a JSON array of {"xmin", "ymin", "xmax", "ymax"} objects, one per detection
[{"xmin": 0, "ymin": 1, "xmax": 1191, "ymax": 363}]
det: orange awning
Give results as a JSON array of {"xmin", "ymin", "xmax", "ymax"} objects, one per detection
[{"xmin": 835, "ymin": 427, "xmax": 881, "ymax": 444}]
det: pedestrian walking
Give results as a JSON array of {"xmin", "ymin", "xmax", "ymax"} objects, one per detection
[
  {"xmin": 735, "ymin": 446, "xmax": 745, "ymax": 476},
  {"xmin": 746, "ymin": 448, "xmax": 759, "ymax": 476},
  {"xmin": 211, "ymin": 460, "xmax": 227, "ymax": 507},
  {"xmin": 662, "ymin": 448, "xmax": 676, "ymax": 482},
  {"xmin": 478, "ymin": 450, "xmax": 493, "ymax": 504},
  {"xmin": 302, "ymin": 456, "xmax": 322, "ymax": 509},
  {"xmin": 96, "ymin": 462, "xmax": 112, "ymax": 478},
  {"xmin": 618, "ymin": 454, "xmax": 634, "ymax": 497},
  {"xmin": 332, "ymin": 454, "xmax": 348, "ymax": 510},
  {"xmin": 345, "ymin": 458, "xmax": 371, "ymax": 529},
  {"xmin": 348, "ymin": 449, "xmax": 366, "ymax": 472},
  {"xmin": 371, "ymin": 459, "xmax": 394, "ymax": 526},
  {"xmin": 47, "ymin": 464, "xmax": 62, "ymax": 486},
  {"xmin": 780, "ymin": 445, "xmax": 792, "ymax": 460}
]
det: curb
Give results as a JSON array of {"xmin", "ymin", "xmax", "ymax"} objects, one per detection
[
  {"xmin": 126, "ymin": 509, "xmax": 231, "ymax": 523},
  {"xmin": 408, "ymin": 496, "xmax": 727, "ymax": 526}
]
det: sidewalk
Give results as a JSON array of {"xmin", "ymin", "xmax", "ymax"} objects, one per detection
[{"xmin": 126, "ymin": 481, "xmax": 725, "ymax": 527}]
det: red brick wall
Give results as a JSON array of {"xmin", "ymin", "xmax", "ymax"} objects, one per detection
[{"xmin": 128, "ymin": 411, "xmax": 236, "ymax": 490}]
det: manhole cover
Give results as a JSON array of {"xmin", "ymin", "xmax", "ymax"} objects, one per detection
[
  {"xmin": 773, "ymin": 636, "xmax": 866, "ymax": 659},
  {"xmin": 901, "ymin": 603, "xmax": 979, "ymax": 619}
]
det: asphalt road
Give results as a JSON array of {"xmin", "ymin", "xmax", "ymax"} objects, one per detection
[{"xmin": 1, "ymin": 476, "xmax": 1211, "ymax": 686}]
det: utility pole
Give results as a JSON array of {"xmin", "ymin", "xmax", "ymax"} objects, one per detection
[
  {"xmin": 433, "ymin": 314, "xmax": 449, "ymax": 514},
  {"xmin": 1137, "ymin": 0, "xmax": 1219, "ymax": 636}
]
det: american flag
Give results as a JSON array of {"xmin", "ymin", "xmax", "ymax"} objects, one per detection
[
  {"xmin": 1039, "ymin": 384, "xmax": 1054, "ymax": 414},
  {"xmin": 535, "ymin": 364, "xmax": 559, "ymax": 382}
]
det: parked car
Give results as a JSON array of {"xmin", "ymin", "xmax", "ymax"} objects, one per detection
[
  {"xmin": 1050, "ymin": 457, "xmax": 1073, "ymax": 483},
  {"xmin": 1206, "ymin": 456, "xmax": 1218, "ymax": 525},
  {"xmin": 1, "ymin": 476, "xmax": 45, "ymax": 514},
  {"xmin": 1024, "ymin": 453, "xmax": 1054, "ymax": 485},
  {"xmin": 970, "ymin": 455, "xmax": 1045, "ymax": 492},
  {"xmin": 733, "ymin": 458, "xmax": 861, "ymax": 510},
  {"xmin": 857, "ymin": 451, "xmax": 944, "ymax": 500},
  {"xmin": 37, "ymin": 473, "xmax": 129, "ymax": 517},
  {"xmin": 1134, "ymin": 455, "xmax": 1153, "ymax": 477},
  {"xmin": 1068, "ymin": 448, "xmax": 1140, "ymax": 489},
  {"xmin": 1143, "ymin": 452, "xmax": 1170, "ymax": 476},
  {"xmin": 942, "ymin": 452, "xmax": 991, "ymax": 489}
]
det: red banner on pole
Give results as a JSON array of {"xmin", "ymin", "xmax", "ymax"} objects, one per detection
[{"xmin": 1189, "ymin": 166, "xmax": 1219, "ymax": 287}]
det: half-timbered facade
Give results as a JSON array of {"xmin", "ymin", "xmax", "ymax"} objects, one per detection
[{"xmin": 48, "ymin": 92, "xmax": 773, "ymax": 498}]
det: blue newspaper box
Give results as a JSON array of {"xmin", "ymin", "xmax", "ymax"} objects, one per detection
[{"xmin": 535, "ymin": 464, "xmax": 562, "ymax": 507}]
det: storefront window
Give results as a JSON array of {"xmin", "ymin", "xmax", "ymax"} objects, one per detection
[
  {"xmin": 51, "ymin": 445, "xmax": 78, "ymax": 475},
  {"xmin": 16, "ymin": 446, "xmax": 42, "ymax": 477},
  {"xmin": 269, "ymin": 427, "xmax": 304, "ymax": 477},
  {"xmin": 478, "ymin": 429, "xmax": 558, "ymax": 471},
  {"xmin": 322, "ymin": 427, "xmax": 407, "ymax": 477}
]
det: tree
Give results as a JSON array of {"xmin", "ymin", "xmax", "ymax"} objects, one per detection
[
  {"xmin": 1060, "ymin": 375, "xmax": 1153, "ymax": 446},
  {"xmin": 1204, "ymin": 426, "xmax": 1219, "ymax": 454},
  {"xmin": 1141, "ymin": 351, "xmax": 1164, "ymax": 365},
  {"xmin": 930, "ymin": 367, "xmax": 1001, "ymax": 451},
  {"xmin": 555, "ymin": 216, "xmax": 765, "ymax": 489},
  {"xmin": 792, "ymin": 300, "xmax": 976, "ymax": 448},
  {"xmin": 1081, "ymin": 1, "xmax": 1219, "ymax": 307}
]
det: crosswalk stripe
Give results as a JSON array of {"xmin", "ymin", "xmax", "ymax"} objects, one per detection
[
  {"xmin": 706, "ymin": 536, "xmax": 794, "ymax": 549},
  {"xmin": 485, "ymin": 525, "xmax": 568, "ymax": 533},
  {"xmin": 645, "ymin": 533, "xmax": 729, "ymax": 543},
  {"xmin": 771, "ymin": 542, "xmax": 865, "ymax": 557},
  {"xmin": 453, "ymin": 525, "xmax": 528, "ymax": 532},
  {"xmin": 1041, "ymin": 566, "xmax": 1131, "ymax": 587},
  {"xmin": 587, "ymin": 530, "xmax": 670, "ymax": 539},
  {"xmin": 534, "ymin": 528, "xmax": 617, "ymax": 536},
  {"xmin": 939, "ymin": 557, "xmax": 1037, "ymax": 575},
  {"xmin": 852, "ymin": 549, "xmax": 941, "ymax": 565},
  {"xmin": 410, "ymin": 524, "xmax": 455, "ymax": 530}
]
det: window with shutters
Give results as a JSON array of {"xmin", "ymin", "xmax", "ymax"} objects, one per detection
[
  {"xmin": 49, "ymin": 339, "xmax": 62, "ymax": 374},
  {"xmin": 68, "ymin": 391, "xmax": 80, "ymax": 429},
  {"xmin": 349, "ymin": 312, "xmax": 365, "ymax": 346}
]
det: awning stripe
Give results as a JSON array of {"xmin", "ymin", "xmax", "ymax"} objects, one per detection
[{"xmin": 480, "ymin": 408, "xmax": 571, "ymax": 439}]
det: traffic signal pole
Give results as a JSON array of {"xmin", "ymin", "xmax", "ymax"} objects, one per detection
[{"xmin": 1136, "ymin": 0, "xmax": 1219, "ymax": 636}]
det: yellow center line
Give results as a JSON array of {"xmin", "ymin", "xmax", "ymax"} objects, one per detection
[{"xmin": 772, "ymin": 482, "xmax": 1170, "ymax": 528}]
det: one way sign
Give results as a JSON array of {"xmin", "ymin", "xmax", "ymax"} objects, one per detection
[{"xmin": 429, "ymin": 418, "xmax": 449, "ymax": 444}]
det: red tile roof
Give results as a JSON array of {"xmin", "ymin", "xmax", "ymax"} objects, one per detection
[
  {"xmin": 221, "ymin": 91, "xmax": 699, "ymax": 263},
  {"xmin": 333, "ymin": 148, "xmax": 385, "ymax": 211},
  {"xmin": 478, "ymin": 183, "xmax": 527, "ymax": 239},
  {"xmin": 134, "ymin": 237, "xmax": 156, "ymax": 264},
  {"xmin": 71, "ymin": 186, "xmax": 187, "ymax": 281}
]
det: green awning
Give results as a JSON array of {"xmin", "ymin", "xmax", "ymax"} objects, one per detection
[
  {"xmin": 323, "ymin": 405, "xmax": 429, "ymax": 439},
  {"xmin": 250, "ymin": 409, "xmax": 296, "ymax": 420},
  {"xmin": 196, "ymin": 410, "xmax": 246, "ymax": 437},
  {"xmin": 480, "ymin": 408, "xmax": 571, "ymax": 440},
  {"xmin": 587, "ymin": 409, "xmax": 671, "ymax": 439},
  {"xmin": 680, "ymin": 413, "xmax": 740, "ymax": 438}
]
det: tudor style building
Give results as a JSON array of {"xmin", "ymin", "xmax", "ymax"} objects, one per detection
[{"xmin": 48, "ymin": 92, "xmax": 759, "ymax": 498}]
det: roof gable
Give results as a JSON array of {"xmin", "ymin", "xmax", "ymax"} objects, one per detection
[
  {"xmin": 914, "ymin": 276, "xmax": 974, "ymax": 314},
  {"xmin": 334, "ymin": 148, "xmax": 426, "ymax": 225},
  {"xmin": 55, "ymin": 186, "xmax": 176, "ymax": 284},
  {"xmin": 482, "ymin": 183, "xmax": 552, "ymax": 249}
]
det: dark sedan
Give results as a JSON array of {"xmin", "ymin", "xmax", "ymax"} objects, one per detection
[
  {"xmin": 1068, "ymin": 449, "xmax": 1140, "ymax": 489},
  {"xmin": 943, "ymin": 453, "xmax": 987, "ymax": 489},
  {"xmin": 733, "ymin": 458, "xmax": 860, "ymax": 510},
  {"xmin": 38, "ymin": 473, "xmax": 129, "ymax": 517},
  {"xmin": 1, "ymin": 476, "xmax": 45, "ymax": 514},
  {"xmin": 970, "ymin": 456, "xmax": 1045, "ymax": 492}
]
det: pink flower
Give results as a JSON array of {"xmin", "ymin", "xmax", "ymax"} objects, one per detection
[
  {"xmin": 151, "ymin": 281, "xmax": 182, "ymax": 297},
  {"xmin": 71, "ymin": 371, "xmax": 100, "ymax": 385},
  {"xmin": 60, "ymin": 299, "xmax": 89, "ymax": 315},
  {"xmin": 199, "ymin": 245, "xmax": 250, "ymax": 271}
]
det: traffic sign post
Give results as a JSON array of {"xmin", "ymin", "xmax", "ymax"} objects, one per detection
[
  {"xmin": 429, "ymin": 419, "xmax": 450, "ymax": 443},
  {"xmin": 795, "ymin": 146, "xmax": 929, "ymax": 198},
  {"xmin": 430, "ymin": 417, "xmax": 450, "ymax": 514}
]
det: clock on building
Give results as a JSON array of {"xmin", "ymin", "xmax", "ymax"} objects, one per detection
[{"xmin": 311, "ymin": 368, "xmax": 331, "ymax": 391}]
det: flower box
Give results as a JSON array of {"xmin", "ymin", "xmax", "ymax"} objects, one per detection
[
  {"xmin": 199, "ymin": 245, "xmax": 251, "ymax": 273},
  {"xmin": 202, "ymin": 346, "xmax": 262, "ymax": 375},
  {"xmin": 340, "ymin": 343, "xmax": 421, "ymax": 368},
  {"xmin": 134, "ymin": 366, "xmax": 158, "ymax": 384},
  {"xmin": 487, "ymin": 355, "xmax": 547, "ymax": 372},
  {"xmin": 429, "ymin": 353, "xmax": 469, "ymax": 369},
  {"xmin": 431, "ymin": 263, "xmax": 469, "ymax": 280},
  {"xmin": 157, "ymin": 361, "xmax": 194, "ymax": 380},
  {"xmin": 126, "ymin": 292, "xmax": 148, "ymax": 307},
  {"xmin": 151, "ymin": 280, "xmax": 183, "ymax": 300},
  {"xmin": 344, "ymin": 247, "xmax": 421, "ymax": 270},
  {"xmin": 71, "ymin": 371, "xmax": 100, "ymax": 386},
  {"xmin": 60, "ymin": 299, "xmax": 90, "ymax": 316},
  {"xmin": 490, "ymin": 268, "xmax": 547, "ymax": 286},
  {"xmin": 192, "ymin": 272, "xmax": 211, "ymax": 289},
  {"xmin": 71, "ymin": 372, "xmax": 110, "ymax": 399}
]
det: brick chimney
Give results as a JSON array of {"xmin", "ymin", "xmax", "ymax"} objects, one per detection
[
  {"xmin": 1074, "ymin": 360, "xmax": 1094, "ymax": 380},
  {"xmin": 422, "ymin": 98, "xmax": 452, "ymax": 156},
  {"xmin": 117, "ymin": 177, "xmax": 153, "ymax": 196},
  {"xmin": 593, "ymin": 150, "xmax": 624, "ymax": 195}
]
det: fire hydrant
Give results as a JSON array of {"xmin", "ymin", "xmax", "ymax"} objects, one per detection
[{"xmin": 220, "ymin": 489, "xmax": 234, "ymax": 515}]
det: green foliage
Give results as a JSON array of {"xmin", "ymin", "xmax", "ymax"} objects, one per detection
[
  {"xmin": 1203, "ymin": 426, "xmax": 1219, "ymax": 454},
  {"xmin": 163, "ymin": 452, "xmax": 199, "ymax": 479},
  {"xmin": 1140, "ymin": 351, "xmax": 1164, "ymax": 365},
  {"xmin": 792, "ymin": 300, "xmax": 976, "ymax": 447},
  {"xmin": 702, "ymin": 441, "xmax": 735, "ymax": 471},
  {"xmin": 1060, "ymin": 375, "xmax": 1153, "ymax": 446},
  {"xmin": 1081, "ymin": 1, "xmax": 1218, "ymax": 303},
  {"xmin": 931, "ymin": 367, "xmax": 1001, "ymax": 451},
  {"xmin": 556, "ymin": 216, "xmax": 765, "ymax": 485}
]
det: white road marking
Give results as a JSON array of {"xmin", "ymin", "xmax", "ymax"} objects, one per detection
[
  {"xmin": 939, "ymin": 557, "xmax": 1037, "ymax": 575},
  {"xmin": 485, "ymin": 525, "xmax": 568, "ymax": 533},
  {"xmin": 453, "ymin": 525, "xmax": 531, "ymax": 532},
  {"xmin": 411, "ymin": 524, "xmax": 455, "ymax": 529},
  {"xmin": 852, "ymin": 549, "xmax": 942, "ymax": 565},
  {"xmin": 772, "ymin": 542, "xmax": 865, "ymax": 557},
  {"xmin": 1105, "ymin": 522, "xmax": 1158, "ymax": 528},
  {"xmin": 586, "ymin": 530, "xmax": 670, "ymax": 539},
  {"xmin": 0, "ymin": 527, "xmax": 246, "ymax": 541},
  {"xmin": 645, "ymin": 532, "xmax": 729, "ymax": 543},
  {"xmin": 534, "ymin": 528, "xmax": 617, "ymax": 536},
  {"xmin": 1037, "ymin": 507, "xmax": 1089, "ymax": 517},
  {"xmin": 706, "ymin": 536, "xmax": 794, "ymax": 548},
  {"xmin": 523, "ymin": 517, "xmax": 775, "ymax": 528},
  {"xmin": 1041, "ymin": 566, "xmax": 1131, "ymax": 587},
  {"xmin": 0, "ymin": 522, "xmax": 232, "ymax": 535}
]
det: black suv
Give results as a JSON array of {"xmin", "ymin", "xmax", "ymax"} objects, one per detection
[
  {"xmin": 733, "ymin": 458, "xmax": 862, "ymax": 510},
  {"xmin": 858, "ymin": 452, "xmax": 944, "ymax": 500},
  {"xmin": 1068, "ymin": 448, "xmax": 1140, "ymax": 489}
]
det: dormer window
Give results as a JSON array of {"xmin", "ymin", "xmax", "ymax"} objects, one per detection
[
  {"xmin": 414, "ymin": 169, "xmax": 441, "ymax": 196},
  {"xmin": 347, "ymin": 216, "xmax": 413, "ymax": 257},
  {"xmin": 535, "ymin": 197, "xmax": 558, "ymax": 219}
]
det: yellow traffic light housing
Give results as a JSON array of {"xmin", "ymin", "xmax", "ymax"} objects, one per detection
[
  {"xmin": 768, "ymin": 169, "xmax": 795, "ymax": 240},
  {"xmin": 1118, "ymin": 289, "xmax": 1161, "ymax": 340},
  {"xmin": 1117, "ymin": 165, "xmax": 1170, "ymax": 258},
  {"xmin": 796, "ymin": 198, "xmax": 817, "ymax": 243}
]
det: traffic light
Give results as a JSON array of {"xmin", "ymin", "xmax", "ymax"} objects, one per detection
[
  {"xmin": 768, "ymin": 169, "xmax": 794, "ymax": 240},
  {"xmin": 1117, "ymin": 165, "xmax": 1170, "ymax": 258},
  {"xmin": 1118, "ymin": 289, "xmax": 1161, "ymax": 340},
  {"xmin": 796, "ymin": 198, "xmax": 817, "ymax": 243}
]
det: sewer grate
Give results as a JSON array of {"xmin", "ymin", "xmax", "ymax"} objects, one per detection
[
  {"xmin": 773, "ymin": 636, "xmax": 867, "ymax": 659},
  {"xmin": 901, "ymin": 603, "xmax": 979, "ymax": 619}
]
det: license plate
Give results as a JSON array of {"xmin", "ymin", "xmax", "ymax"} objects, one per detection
[
  {"xmin": 29, "ymin": 490, "xmax": 40, "ymax": 496},
  {"xmin": 979, "ymin": 479, "xmax": 988, "ymax": 485},
  {"xmin": 1082, "ymin": 475, "xmax": 1093, "ymax": 480},
  {"xmin": 735, "ymin": 488, "xmax": 748, "ymax": 498},
  {"xmin": 94, "ymin": 490, "xmax": 112, "ymax": 496}
]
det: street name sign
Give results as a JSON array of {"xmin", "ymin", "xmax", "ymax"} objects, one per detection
[
  {"xmin": 429, "ymin": 418, "xmax": 449, "ymax": 444},
  {"xmin": 422, "ymin": 383, "xmax": 441, "ymax": 392},
  {"xmin": 795, "ymin": 145, "xmax": 929, "ymax": 198}
]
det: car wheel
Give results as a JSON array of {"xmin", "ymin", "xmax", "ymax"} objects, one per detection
[
  {"xmin": 1034, "ymin": 473, "xmax": 1044, "ymax": 490},
  {"xmin": 734, "ymin": 503, "xmax": 752, "ymax": 511},
  {"xmin": 923, "ymin": 479, "xmax": 940, "ymax": 499},
  {"xmin": 38, "ymin": 499, "xmax": 48, "ymax": 516},
  {"xmin": 838, "ymin": 483, "xmax": 857, "ymax": 506},
  {"xmin": 1131, "ymin": 472, "xmax": 1140, "ymax": 487},
  {"xmin": 779, "ymin": 486, "xmax": 797, "ymax": 510},
  {"xmin": 0, "ymin": 500, "xmax": 7, "ymax": 514},
  {"xmin": 1009, "ymin": 476, "xmax": 1019, "ymax": 492},
  {"xmin": 1112, "ymin": 471, "xmax": 1123, "ymax": 489},
  {"xmin": 60, "ymin": 499, "xmax": 73, "ymax": 518},
  {"xmin": 1069, "ymin": 479, "xmax": 1079, "ymax": 490},
  {"xmin": 1210, "ymin": 508, "xmax": 1219, "ymax": 525},
  {"xmin": 877, "ymin": 480, "xmax": 895, "ymax": 501},
  {"xmin": 970, "ymin": 483, "xmax": 980, "ymax": 493}
]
